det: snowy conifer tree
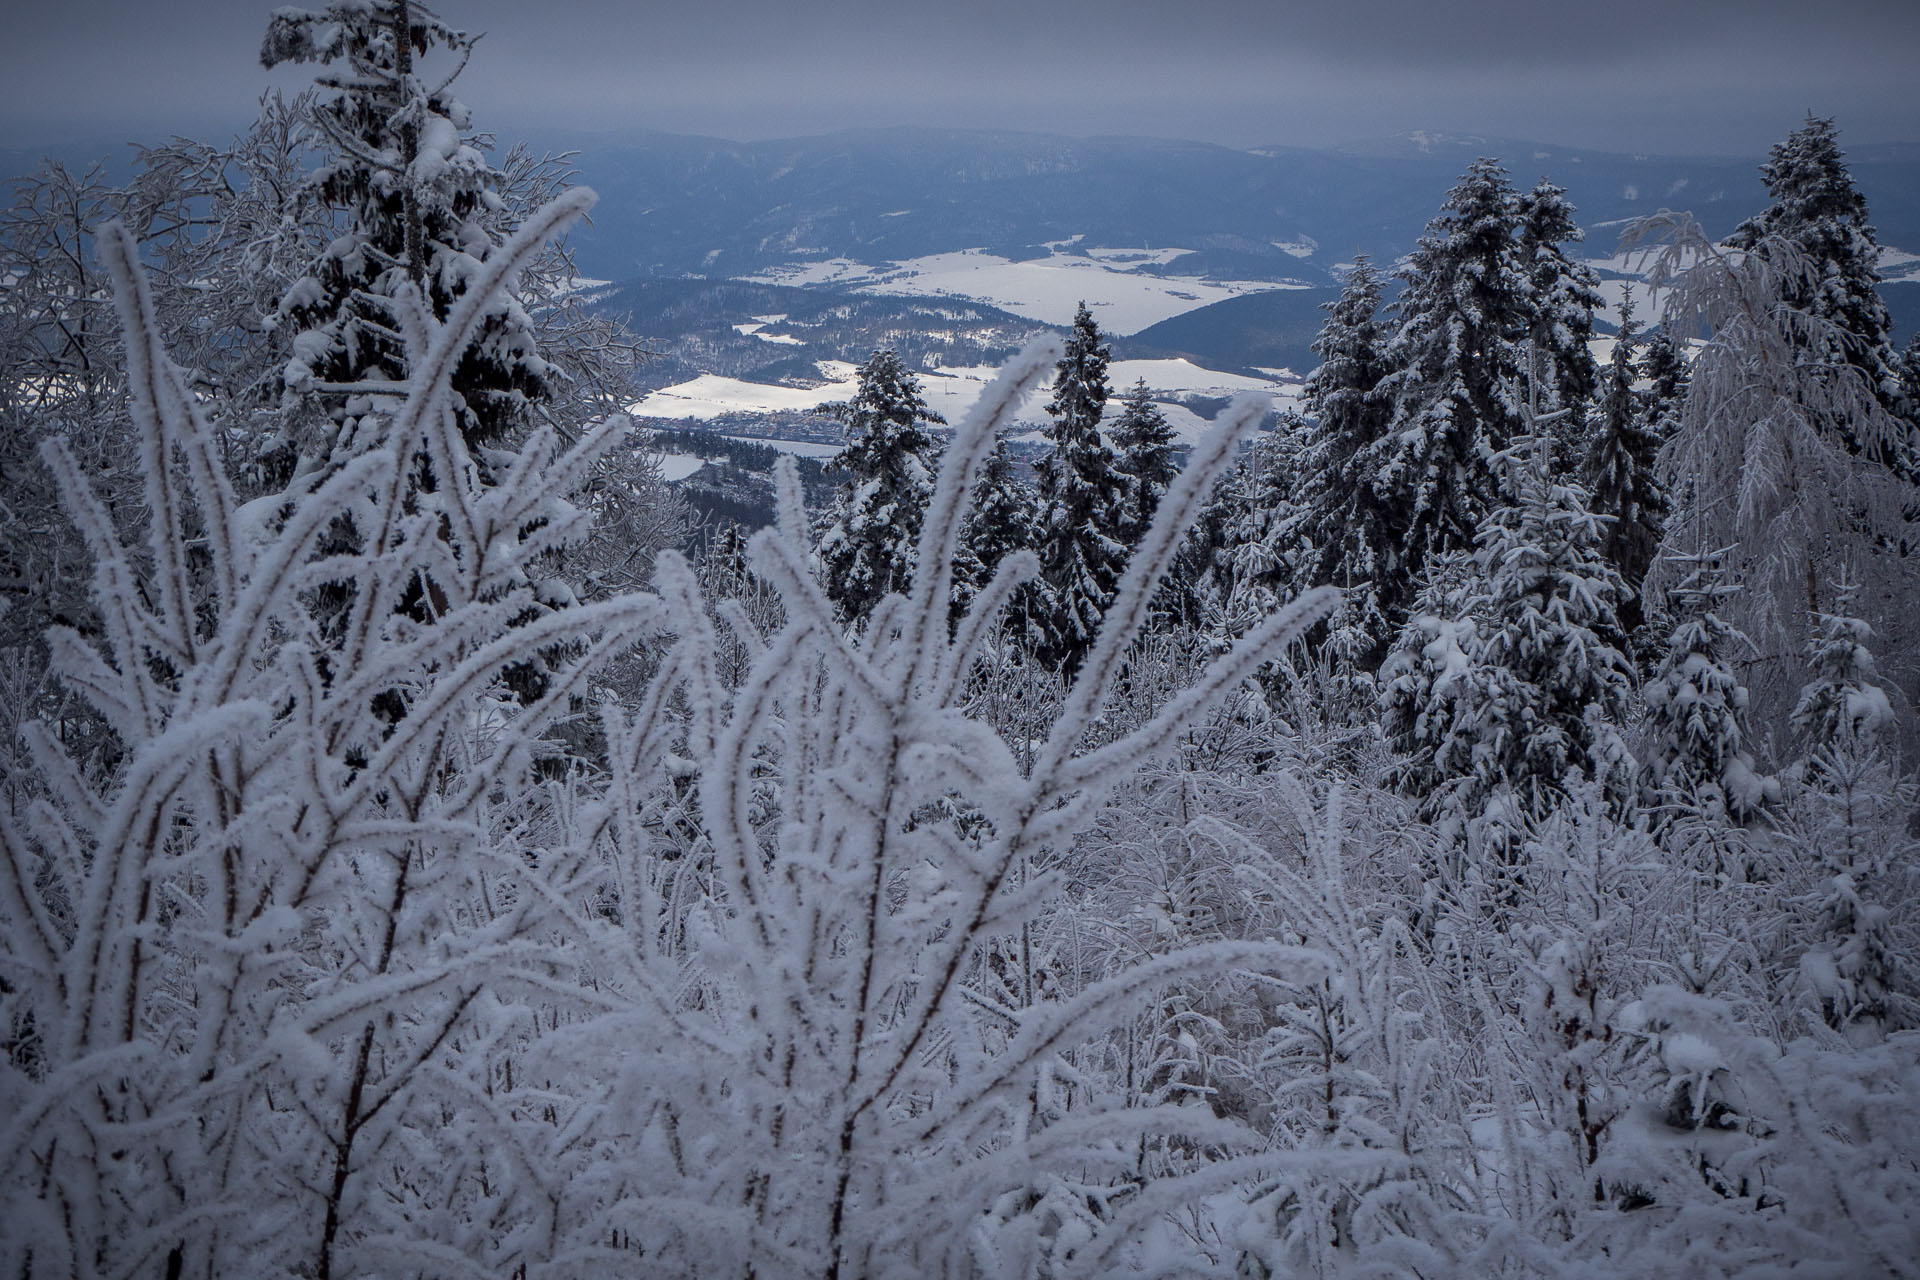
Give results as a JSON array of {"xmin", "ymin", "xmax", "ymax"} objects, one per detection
[
  {"xmin": 1293, "ymin": 256, "xmax": 1402, "ymax": 669},
  {"xmin": 263, "ymin": 0, "xmax": 551, "ymax": 478},
  {"xmin": 1639, "ymin": 549, "xmax": 1778, "ymax": 826},
  {"xmin": 1516, "ymin": 177, "xmax": 1604, "ymax": 459},
  {"xmin": 1783, "ymin": 600, "xmax": 1914, "ymax": 1036},
  {"xmin": 1583, "ymin": 294, "xmax": 1668, "ymax": 642},
  {"xmin": 815, "ymin": 347, "xmax": 945, "ymax": 625},
  {"xmin": 1213, "ymin": 419, "xmax": 1309, "ymax": 644},
  {"xmin": 957, "ymin": 433, "xmax": 1035, "ymax": 620},
  {"xmin": 1726, "ymin": 115, "xmax": 1920, "ymax": 478},
  {"xmin": 1790, "ymin": 591, "xmax": 1896, "ymax": 762},
  {"xmin": 1385, "ymin": 440, "xmax": 1634, "ymax": 829},
  {"xmin": 1032, "ymin": 302, "xmax": 1128, "ymax": 671},
  {"xmin": 1375, "ymin": 159, "xmax": 1534, "ymax": 576},
  {"xmin": 1112, "ymin": 378, "xmax": 1179, "ymax": 548}
]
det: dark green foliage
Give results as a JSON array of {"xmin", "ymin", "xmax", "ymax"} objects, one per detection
[
  {"xmin": 1292, "ymin": 257, "xmax": 1402, "ymax": 669},
  {"xmin": 1373, "ymin": 159, "xmax": 1535, "ymax": 577},
  {"xmin": 1726, "ymin": 115, "xmax": 1920, "ymax": 480},
  {"xmin": 1031, "ymin": 303, "xmax": 1128, "ymax": 672},
  {"xmin": 264, "ymin": 0, "xmax": 549, "ymax": 478},
  {"xmin": 1582, "ymin": 295, "xmax": 1669, "ymax": 643},
  {"xmin": 815, "ymin": 348, "xmax": 945, "ymax": 625}
]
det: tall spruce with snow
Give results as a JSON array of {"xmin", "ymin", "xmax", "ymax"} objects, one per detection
[
  {"xmin": 1639, "ymin": 550, "xmax": 1777, "ymax": 825},
  {"xmin": 1642, "ymin": 208, "xmax": 1919, "ymax": 728},
  {"xmin": 263, "ymin": 1, "xmax": 549, "ymax": 480},
  {"xmin": 1292, "ymin": 256, "xmax": 1402, "ymax": 669},
  {"xmin": 1582, "ymin": 295, "xmax": 1668, "ymax": 643},
  {"xmin": 956, "ymin": 433, "xmax": 1035, "ymax": 616},
  {"xmin": 1112, "ymin": 378, "xmax": 1179, "ymax": 548},
  {"xmin": 1785, "ymin": 593, "xmax": 1912, "ymax": 1036},
  {"xmin": 1384, "ymin": 441, "xmax": 1634, "ymax": 829},
  {"xmin": 815, "ymin": 347, "xmax": 945, "ymax": 625},
  {"xmin": 1375, "ymin": 159, "xmax": 1534, "ymax": 578},
  {"xmin": 1726, "ymin": 115, "xmax": 1920, "ymax": 479},
  {"xmin": 1213, "ymin": 420, "xmax": 1310, "ymax": 644},
  {"xmin": 1791, "ymin": 593, "xmax": 1896, "ymax": 762},
  {"xmin": 1032, "ymin": 302, "xmax": 1128, "ymax": 671},
  {"xmin": 1516, "ymin": 177, "xmax": 1604, "ymax": 459}
]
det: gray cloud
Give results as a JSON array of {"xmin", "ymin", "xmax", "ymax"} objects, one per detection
[{"xmin": 2, "ymin": 0, "xmax": 1915, "ymax": 153}]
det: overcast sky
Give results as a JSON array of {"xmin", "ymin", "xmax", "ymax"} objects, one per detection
[{"xmin": 3, "ymin": 0, "xmax": 1916, "ymax": 156}]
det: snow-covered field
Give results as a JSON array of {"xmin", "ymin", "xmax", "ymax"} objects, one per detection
[
  {"xmin": 630, "ymin": 356, "xmax": 1303, "ymax": 447},
  {"xmin": 655, "ymin": 453, "xmax": 708, "ymax": 481},
  {"xmin": 751, "ymin": 246, "xmax": 1300, "ymax": 336}
]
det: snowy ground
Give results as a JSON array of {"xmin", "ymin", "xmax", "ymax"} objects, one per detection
[
  {"xmin": 655, "ymin": 454, "xmax": 708, "ymax": 481},
  {"xmin": 629, "ymin": 357, "xmax": 1304, "ymax": 447},
  {"xmin": 750, "ymin": 246, "xmax": 1300, "ymax": 336}
]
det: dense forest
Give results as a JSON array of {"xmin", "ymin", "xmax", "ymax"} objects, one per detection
[{"xmin": 2, "ymin": 2, "xmax": 1918, "ymax": 1277}]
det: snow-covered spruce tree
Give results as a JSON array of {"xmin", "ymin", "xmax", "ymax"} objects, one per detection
[
  {"xmin": 1032, "ymin": 302, "xmax": 1129, "ymax": 672},
  {"xmin": 1374, "ymin": 159, "xmax": 1535, "ymax": 580},
  {"xmin": 1211, "ymin": 419, "xmax": 1310, "ymax": 652},
  {"xmin": 956, "ymin": 431, "xmax": 1036, "ymax": 619},
  {"xmin": 1291, "ymin": 255, "xmax": 1402, "ymax": 672},
  {"xmin": 262, "ymin": 0, "xmax": 550, "ymax": 483},
  {"xmin": 1583, "ymin": 293, "xmax": 1669, "ymax": 644},
  {"xmin": 1725, "ymin": 114, "xmax": 1920, "ymax": 479},
  {"xmin": 0, "ymin": 194, "xmax": 666, "ymax": 1278},
  {"xmin": 557, "ymin": 345, "xmax": 1341, "ymax": 1277},
  {"xmin": 815, "ymin": 347, "xmax": 946, "ymax": 626},
  {"xmin": 1638, "ymin": 548, "xmax": 1778, "ymax": 831},
  {"xmin": 1383, "ymin": 439, "xmax": 1635, "ymax": 831},
  {"xmin": 1784, "ymin": 590, "xmax": 1916, "ymax": 1037},
  {"xmin": 1516, "ymin": 177, "xmax": 1604, "ymax": 462},
  {"xmin": 1111, "ymin": 378, "xmax": 1179, "ymax": 549},
  {"xmin": 1641, "ymin": 210, "xmax": 1920, "ymax": 732},
  {"xmin": 1790, "ymin": 589, "xmax": 1896, "ymax": 763}
]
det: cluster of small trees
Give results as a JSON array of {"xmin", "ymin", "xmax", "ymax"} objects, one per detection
[
  {"xmin": 3, "ymin": 0, "xmax": 1918, "ymax": 1269},
  {"xmin": 815, "ymin": 306, "xmax": 1185, "ymax": 674},
  {"xmin": 793, "ymin": 116, "xmax": 1920, "ymax": 1273}
]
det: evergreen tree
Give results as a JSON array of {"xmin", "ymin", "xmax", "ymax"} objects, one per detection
[
  {"xmin": 1375, "ymin": 159, "xmax": 1533, "ymax": 578},
  {"xmin": 1582, "ymin": 294, "xmax": 1668, "ymax": 642},
  {"xmin": 1213, "ymin": 420, "xmax": 1310, "ymax": 647},
  {"xmin": 1791, "ymin": 590, "xmax": 1896, "ymax": 763},
  {"xmin": 1639, "ymin": 550, "xmax": 1778, "ymax": 826},
  {"xmin": 815, "ymin": 347, "xmax": 945, "ymax": 626},
  {"xmin": 1111, "ymin": 378, "xmax": 1179, "ymax": 547},
  {"xmin": 1515, "ymin": 177, "xmax": 1604, "ymax": 460},
  {"xmin": 263, "ymin": 0, "xmax": 550, "ymax": 481},
  {"xmin": 955, "ymin": 434, "xmax": 1035, "ymax": 617},
  {"xmin": 1113, "ymin": 378, "xmax": 1200, "ymax": 625},
  {"xmin": 1384, "ymin": 442, "xmax": 1635, "ymax": 828},
  {"xmin": 1293, "ymin": 256, "xmax": 1401, "ymax": 668},
  {"xmin": 1640, "ymin": 326, "xmax": 1689, "ymax": 446},
  {"xmin": 1725, "ymin": 115, "xmax": 1920, "ymax": 479},
  {"xmin": 1031, "ymin": 302, "xmax": 1127, "ymax": 671},
  {"xmin": 1785, "ymin": 583, "xmax": 1909, "ymax": 1037}
]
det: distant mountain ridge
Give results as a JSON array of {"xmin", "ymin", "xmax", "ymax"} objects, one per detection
[{"xmin": 549, "ymin": 126, "xmax": 1920, "ymax": 289}]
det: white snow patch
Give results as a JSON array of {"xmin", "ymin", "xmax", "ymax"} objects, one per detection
[
  {"xmin": 750, "ymin": 247, "xmax": 1285, "ymax": 335},
  {"xmin": 655, "ymin": 454, "xmax": 708, "ymax": 482},
  {"xmin": 631, "ymin": 356, "xmax": 1299, "ymax": 446},
  {"xmin": 629, "ymin": 374, "xmax": 847, "ymax": 419}
]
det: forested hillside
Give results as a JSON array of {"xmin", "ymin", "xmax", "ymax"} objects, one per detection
[{"xmin": 2, "ymin": 3, "xmax": 1917, "ymax": 1277}]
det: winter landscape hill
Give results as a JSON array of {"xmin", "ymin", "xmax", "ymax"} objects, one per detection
[
  {"xmin": 550, "ymin": 126, "xmax": 1920, "ymax": 385},
  {"xmin": 6, "ymin": 0, "xmax": 1920, "ymax": 1272}
]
